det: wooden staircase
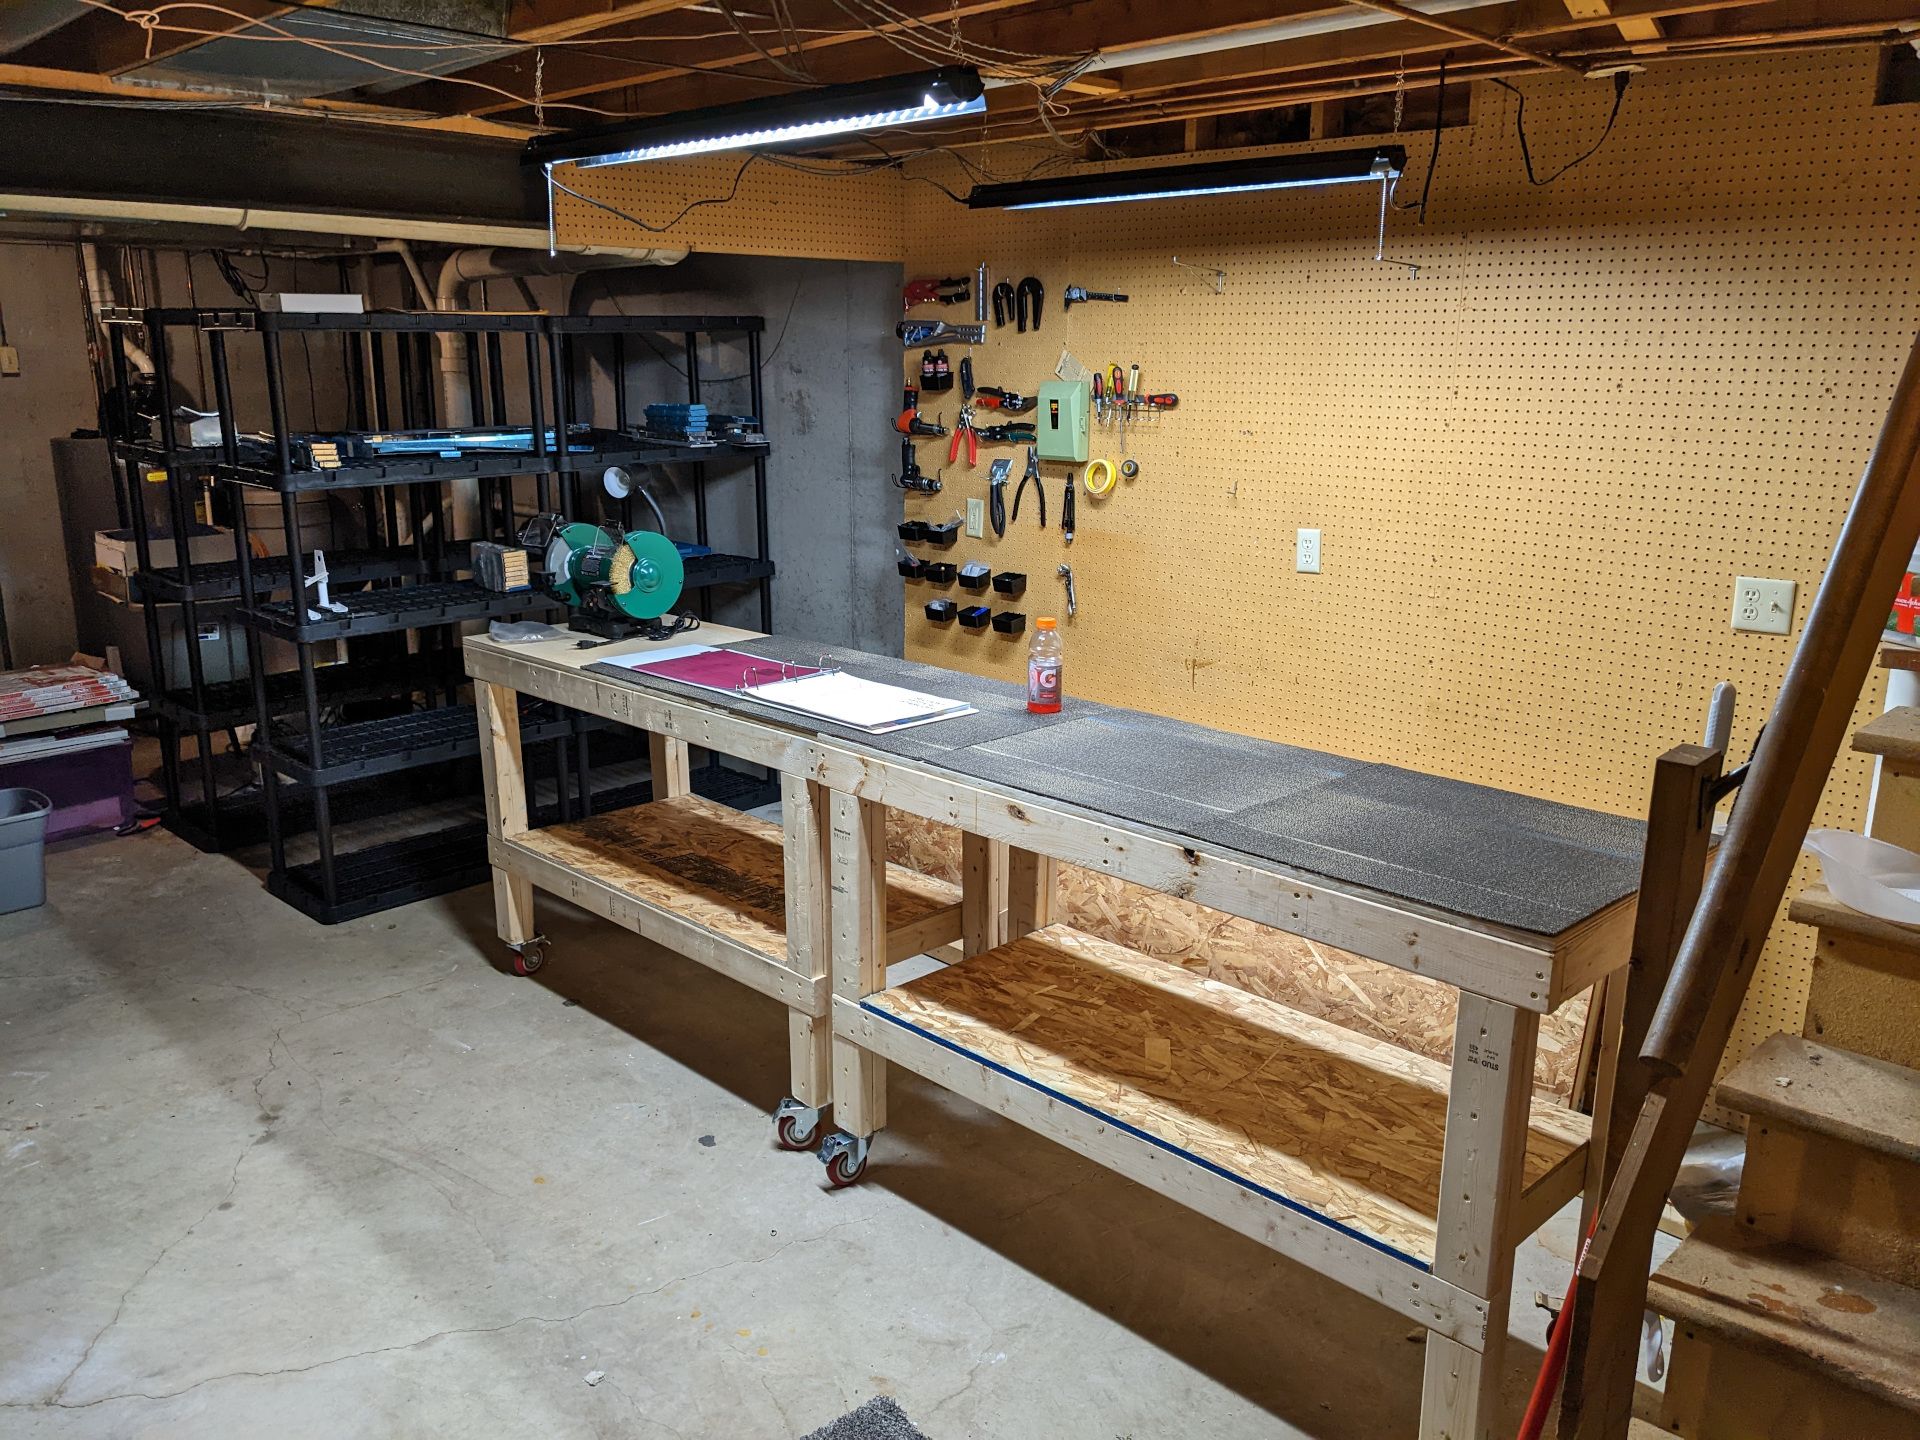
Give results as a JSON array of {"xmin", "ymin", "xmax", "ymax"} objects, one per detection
[{"xmin": 1646, "ymin": 706, "xmax": 1920, "ymax": 1437}]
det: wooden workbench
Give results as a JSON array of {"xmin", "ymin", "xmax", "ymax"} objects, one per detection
[{"xmin": 465, "ymin": 626, "xmax": 1637, "ymax": 1440}]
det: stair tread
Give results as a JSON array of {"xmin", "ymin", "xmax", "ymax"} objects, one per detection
[
  {"xmin": 1650, "ymin": 1215, "xmax": 1920, "ymax": 1413},
  {"xmin": 1853, "ymin": 706, "xmax": 1920, "ymax": 764},
  {"xmin": 1719, "ymin": 1033, "xmax": 1920, "ymax": 1164},
  {"xmin": 1790, "ymin": 883, "xmax": 1920, "ymax": 950}
]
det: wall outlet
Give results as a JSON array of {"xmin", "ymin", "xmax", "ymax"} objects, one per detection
[
  {"xmin": 0, "ymin": 345, "xmax": 19, "ymax": 377},
  {"xmin": 1732, "ymin": 576, "xmax": 1796, "ymax": 635},
  {"xmin": 965, "ymin": 497, "xmax": 984, "ymax": 539},
  {"xmin": 1295, "ymin": 527, "xmax": 1321, "ymax": 574}
]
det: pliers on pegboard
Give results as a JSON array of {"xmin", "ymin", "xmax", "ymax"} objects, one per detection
[
  {"xmin": 948, "ymin": 355, "xmax": 978, "ymax": 467},
  {"xmin": 976, "ymin": 421, "xmax": 1037, "ymax": 445},
  {"xmin": 1012, "ymin": 445, "xmax": 1046, "ymax": 528},
  {"xmin": 991, "ymin": 280, "xmax": 1017, "ymax": 328},
  {"xmin": 988, "ymin": 456, "xmax": 1011, "ymax": 538}
]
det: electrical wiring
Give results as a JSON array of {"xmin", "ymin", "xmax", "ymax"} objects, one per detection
[
  {"xmin": 599, "ymin": 272, "xmax": 804, "ymax": 383},
  {"xmin": 1487, "ymin": 71, "xmax": 1632, "ymax": 186},
  {"xmin": 716, "ymin": 0, "xmax": 815, "ymax": 83}
]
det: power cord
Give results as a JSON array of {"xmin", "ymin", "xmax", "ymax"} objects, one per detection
[{"xmin": 1488, "ymin": 71, "xmax": 1632, "ymax": 187}]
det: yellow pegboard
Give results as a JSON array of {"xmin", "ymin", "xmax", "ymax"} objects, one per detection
[
  {"xmin": 898, "ymin": 48, "xmax": 1918, "ymax": 1094},
  {"xmin": 552, "ymin": 150, "xmax": 905, "ymax": 261}
]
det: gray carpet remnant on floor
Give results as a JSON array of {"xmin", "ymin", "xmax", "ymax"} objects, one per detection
[{"xmin": 802, "ymin": 1395, "xmax": 933, "ymax": 1440}]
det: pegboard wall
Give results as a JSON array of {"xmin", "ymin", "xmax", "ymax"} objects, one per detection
[
  {"xmin": 550, "ymin": 47, "xmax": 1920, "ymax": 1104},
  {"xmin": 897, "ymin": 48, "xmax": 1919, "ymax": 1095},
  {"xmin": 553, "ymin": 148, "xmax": 904, "ymax": 261}
]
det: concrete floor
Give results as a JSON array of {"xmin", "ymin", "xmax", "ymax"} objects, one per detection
[{"xmin": 1, "ymin": 825, "xmax": 1592, "ymax": 1439}]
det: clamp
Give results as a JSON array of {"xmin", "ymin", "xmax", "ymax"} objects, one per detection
[
  {"xmin": 1017, "ymin": 276, "xmax": 1044, "ymax": 333},
  {"xmin": 1013, "ymin": 445, "xmax": 1046, "ymax": 528},
  {"xmin": 988, "ymin": 457, "xmax": 1011, "ymax": 538},
  {"xmin": 991, "ymin": 279, "xmax": 1017, "ymax": 328}
]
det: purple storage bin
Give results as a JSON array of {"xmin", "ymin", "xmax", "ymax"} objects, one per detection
[{"xmin": 0, "ymin": 736, "xmax": 134, "ymax": 840}]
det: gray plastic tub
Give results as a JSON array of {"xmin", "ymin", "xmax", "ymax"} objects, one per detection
[{"xmin": 0, "ymin": 788, "xmax": 52, "ymax": 915}]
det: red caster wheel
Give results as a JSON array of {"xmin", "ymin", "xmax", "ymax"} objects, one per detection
[
  {"xmin": 775, "ymin": 1111, "xmax": 819, "ymax": 1151},
  {"xmin": 510, "ymin": 939, "xmax": 547, "ymax": 976},
  {"xmin": 819, "ymin": 1132, "xmax": 870, "ymax": 1187}
]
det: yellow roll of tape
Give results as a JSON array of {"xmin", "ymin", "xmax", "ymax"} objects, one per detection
[{"xmin": 1083, "ymin": 457, "xmax": 1117, "ymax": 496}]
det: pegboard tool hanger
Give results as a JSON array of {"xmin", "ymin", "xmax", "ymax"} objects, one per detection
[{"xmin": 1171, "ymin": 257, "xmax": 1226, "ymax": 293}]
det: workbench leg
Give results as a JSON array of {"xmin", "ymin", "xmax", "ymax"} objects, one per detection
[
  {"xmin": 1580, "ymin": 969, "xmax": 1627, "ymax": 1235},
  {"xmin": 1420, "ymin": 994, "xmax": 1540, "ymax": 1440},
  {"xmin": 781, "ymin": 774, "xmax": 832, "ymax": 1111},
  {"xmin": 476, "ymin": 680, "xmax": 536, "ymax": 952},
  {"xmin": 828, "ymin": 790, "xmax": 889, "ymax": 1147},
  {"xmin": 961, "ymin": 832, "xmax": 1008, "ymax": 957},
  {"xmin": 1006, "ymin": 846, "xmax": 1056, "ymax": 940},
  {"xmin": 649, "ymin": 730, "xmax": 691, "ymax": 800}
]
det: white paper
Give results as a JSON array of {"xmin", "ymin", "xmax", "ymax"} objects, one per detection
[
  {"xmin": 746, "ymin": 671, "xmax": 975, "ymax": 733},
  {"xmin": 599, "ymin": 643, "xmax": 715, "ymax": 671}
]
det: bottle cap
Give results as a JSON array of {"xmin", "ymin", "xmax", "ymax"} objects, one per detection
[{"xmin": 1035, "ymin": 617, "xmax": 1057, "ymax": 630}]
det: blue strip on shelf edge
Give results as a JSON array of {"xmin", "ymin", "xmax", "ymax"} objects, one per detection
[{"xmin": 858, "ymin": 1000, "xmax": 1431, "ymax": 1273}]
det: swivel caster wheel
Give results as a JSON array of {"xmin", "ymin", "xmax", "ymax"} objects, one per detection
[
  {"xmin": 510, "ymin": 937, "xmax": 548, "ymax": 976},
  {"xmin": 772, "ymin": 1099, "xmax": 822, "ymax": 1152},
  {"xmin": 818, "ymin": 1131, "xmax": 871, "ymax": 1188}
]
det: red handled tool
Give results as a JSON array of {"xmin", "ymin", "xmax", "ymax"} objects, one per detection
[{"xmin": 948, "ymin": 355, "xmax": 978, "ymax": 467}]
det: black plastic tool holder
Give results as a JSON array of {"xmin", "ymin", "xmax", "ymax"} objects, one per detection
[
  {"xmin": 925, "ymin": 599, "xmax": 957, "ymax": 622},
  {"xmin": 898, "ymin": 555, "xmax": 928, "ymax": 579},
  {"xmin": 898, "ymin": 520, "xmax": 928, "ymax": 542},
  {"xmin": 959, "ymin": 605, "xmax": 991, "ymax": 630},
  {"xmin": 958, "ymin": 566, "xmax": 992, "ymax": 592},
  {"xmin": 924, "ymin": 519, "xmax": 962, "ymax": 547},
  {"xmin": 924, "ymin": 562, "xmax": 958, "ymax": 586},
  {"xmin": 992, "ymin": 611, "xmax": 1027, "ymax": 634},
  {"xmin": 992, "ymin": 571, "xmax": 1027, "ymax": 597}
]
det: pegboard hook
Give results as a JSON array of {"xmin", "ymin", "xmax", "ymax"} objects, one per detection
[
  {"xmin": 1375, "ymin": 178, "xmax": 1420, "ymax": 278},
  {"xmin": 1171, "ymin": 256, "xmax": 1225, "ymax": 294}
]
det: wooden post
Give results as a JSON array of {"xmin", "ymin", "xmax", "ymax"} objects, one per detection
[
  {"xmin": 649, "ymin": 730, "xmax": 691, "ymax": 799},
  {"xmin": 830, "ymin": 790, "xmax": 889, "ymax": 1137},
  {"xmin": 1007, "ymin": 846, "xmax": 1056, "ymax": 939},
  {"xmin": 782, "ymin": 773, "xmax": 832, "ymax": 1107},
  {"xmin": 1420, "ymin": 994, "xmax": 1540, "ymax": 1440},
  {"xmin": 961, "ymin": 831, "xmax": 1008, "ymax": 957},
  {"xmin": 475, "ymin": 679, "xmax": 534, "ymax": 945}
]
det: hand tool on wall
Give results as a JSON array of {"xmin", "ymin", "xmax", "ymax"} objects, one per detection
[
  {"xmin": 1017, "ymin": 276, "xmax": 1044, "ymax": 332},
  {"xmin": 976, "ymin": 421, "xmax": 1037, "ymax": 445},
  {"xmin": 1058, "ymin": 562, "xmax": 1077, "ymax": 617},
  {"xmin": 976, "ymin": 262, "xmax": 988, "ymax": 324},
  {"xmin": 1013, "ymin": 445, "xmax": 1046, "ymax": 528},
  {"xmin": 894, "ymin": 387, "xmax": 947, "ymax": 437},
  {"xmin": 899, "ymin": 320, "xmax": 986, "ymax": 347},
  {"xmin": 1063, "ymin": 286, "xmax": 1128, "ymax": 310},
  {"xmin": 991, "ymin": 280, "xmax": 1016, "ymax": 328},
  {"xmin": 903, "ymin": 276, "xmax": 971, "ymax": 311},
  {"xmin": 1061, "ymin": 467, "xmax": 1076, "ymax": 544},
  {"xmin": 988, "ymin": 456, "xmax": 1011, "ymax": 537},
  {"xmin": 949, "ymin": 355, "xmax": 978, "ymax": 467},
  {"xmin": 976, "ymin": 386, "xmax": 1035, "ymax": 413},
  {"xmin": 894, "ymin": 436, "xmax": 940, "ymax": 493},
  {"xmin": 1090, "ymin": 370, "xmax": 1103, "ymax": 422}
]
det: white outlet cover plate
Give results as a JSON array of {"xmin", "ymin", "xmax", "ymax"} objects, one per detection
[
  {"xmin": 1296, "ymin": 527, "xmax": 1321, "ymax": 574},
  {"xmin": 1732, "ymin": 576, "xmax": 1796, "ymax": 635}
]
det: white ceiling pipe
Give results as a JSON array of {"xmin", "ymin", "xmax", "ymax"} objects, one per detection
[{"xmin": 982, "ymin": 0, "xmax": 1509, "ymax": 88}]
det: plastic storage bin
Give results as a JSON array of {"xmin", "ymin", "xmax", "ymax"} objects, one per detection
[{"xmin": 0, "ymin": 788, "xmax": 52, "ymax": 915}]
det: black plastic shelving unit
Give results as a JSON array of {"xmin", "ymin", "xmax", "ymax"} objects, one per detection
[
  {"xmin": 551, "ymin": 314, "xmax": 776, "ymax": 633},
  {"xmin": 209, "ymin": 307, "xmax": 570, "ymax": 921}
]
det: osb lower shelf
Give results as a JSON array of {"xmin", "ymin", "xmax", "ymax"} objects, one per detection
[
  {"xmin": 501, "ymin": 795, "xmax": 961, "ymax": 991},
  {"xmin": 862, "ymin": 923, "xmax": 1589, "ymax": 1269}
]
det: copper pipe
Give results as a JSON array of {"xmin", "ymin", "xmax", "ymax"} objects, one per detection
[{"xmin": 1342, "ymin": 0, "xmax": 1584, "ymax": 73}]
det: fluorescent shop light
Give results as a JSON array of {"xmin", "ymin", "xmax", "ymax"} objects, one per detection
[
  {"xmin": 526, "ymin": 67, "xmax": 986, "ymax": 170},
  {"xmin": 967, "ymin": 146, "xmax": 1406, "ymax": 210}
]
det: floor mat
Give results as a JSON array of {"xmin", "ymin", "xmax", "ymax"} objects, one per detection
[{"xmin": 801, "ymin": 1396, "xmax": 932, "ymax": 1440}]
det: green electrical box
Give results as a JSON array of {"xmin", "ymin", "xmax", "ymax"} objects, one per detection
[{"xmin": 1036, "ymin": 380, "xmax": 1090, "ymax": 463}]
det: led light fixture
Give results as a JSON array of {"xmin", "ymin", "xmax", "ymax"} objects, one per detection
[
  {"xmin": 527, "ymin": 66, "xmax": 985, "ymax": 170},
  {"xmin": 966, "ymin": 145, "xmax": 1406, "ymax": 211}
]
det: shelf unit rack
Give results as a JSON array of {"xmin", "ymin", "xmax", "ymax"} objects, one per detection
[
  {"xmin": 207, "ymin": 307, "xmax": 577, "ymax": 921},
  {"xmin": 549, "ymin": 314, "xmax": 776, "ymax": 635}
]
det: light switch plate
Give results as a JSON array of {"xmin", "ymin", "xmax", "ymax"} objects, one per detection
[
  {"xmin": 1295, "ymin": 528, "xmax": 1321, "ymax": 574},
  {"xmin": 965, "ymin": 497, "xmax": 984, "ymax": 539},
  {"xmin": 1732, "ymin": 576, "xmax": 1796, "ymax": 635}
]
